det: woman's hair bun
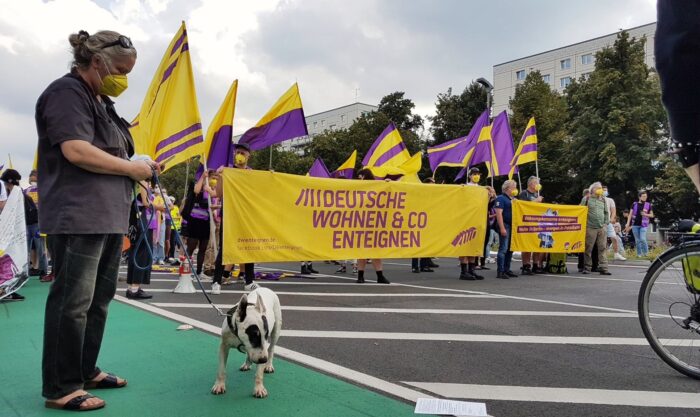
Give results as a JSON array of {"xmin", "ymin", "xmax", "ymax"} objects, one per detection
[{"xmin": 68, "ymin": 30, "xmax": 90, "ymax": 48}]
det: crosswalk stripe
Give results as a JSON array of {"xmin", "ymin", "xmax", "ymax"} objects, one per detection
[
  {"xmin": 116, "ymin": 288, "xmax": 496, "ymax": 297},
  {"xmin": 150, "ymin": 302, "xmax": 638, "ymax": 317},
  {"xmin": 403, "ymin": 382, "xmax": 700, "ymax": 408},
  {"xmin": 280, "ymin": 330, "xmax": 695, "ymax": 346}
]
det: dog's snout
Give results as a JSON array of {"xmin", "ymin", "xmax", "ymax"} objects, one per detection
[{"xmin": 257, "ymin": 357, "xmax": 268, "ymax": 364}]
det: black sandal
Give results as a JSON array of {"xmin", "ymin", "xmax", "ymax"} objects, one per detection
[
  {"xmin": 45, "ymin": 394, "xmax": 105, "ymax": 411},
  {"xmin": 84, "ymin": 373, "xmax": 127, "ymax": 389}
]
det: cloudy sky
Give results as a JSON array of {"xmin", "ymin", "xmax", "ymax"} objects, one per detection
[{"xmin": 1, "ymin": 0, "xmax": 656, "ymax": 177}]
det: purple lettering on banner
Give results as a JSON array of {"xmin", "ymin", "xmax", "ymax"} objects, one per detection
[
  {"xmin": 294, "ymin": 189, "xmax": 305, "ymax": 206},
  {"xmin": 346, "ymin": 191, "xmax": 356, "ymax": 208},
  {"xmin": 332, "ymin": 231, "xmax": 342, "ymax": 249},
  {"xmin": 329, "ymin": 211, "xmax": 342, "ymax": 228},
  {"xmin": 366, "ymin": 191, "xmax": 377, "ymax": 208},
  {"xmin": 324, "ymin": 190, "xmax": 334, "ymax": 207},
  {"xmin": 312, "ymin": 210, "xmax": 330, "ymax": 228},
  {"xmin": 397, "ymin": 192, "xmax": 406, "ymax": 209},
  {"xmin": 357, "ymin": 191, "xmax": 366, "ymax": 207},
  {"xmin": 376, "ymin": 191, "xmax": 386, "ymax": 208},
  {"xmin": 385, "ymin": 191, "xmax": 396, "ymax": 208},
  {"xmin": 364, "ymin": 231, "xmax": 372, "ymax": 247},
  {"xmin": 410, "ymin": 231, "xmax": 420, "ymax": 247},
  {"xmin": 343, "ymin": 231, "xmax": 355, "ymax": 248},
  {"xmin": 337, "ymin": 191, "xmax": 345, "ymax": 208},
  {"xmin": 342, "ymin": 210, "xmax": 354, "ymax": 227}
]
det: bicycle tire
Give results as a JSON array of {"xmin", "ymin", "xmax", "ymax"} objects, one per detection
[{"xmin": 638, "ymin": 242, "xmax": 700, "ymax": 379}]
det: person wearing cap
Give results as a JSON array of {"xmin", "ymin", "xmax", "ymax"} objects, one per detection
[
  {"xmin": 0, "ymin": 169, "xmax": 28, "ymax": 301},
  {"xmin": 458, "ymin": 167, "xmax": 484, "ymax": 280},
  {"xmin": 213, "ymin": 142, "xmax": 259, "ymax": 294},
  {"xmin": 36, "ymin": 30, "xmax": 157, "ymax": 411}
]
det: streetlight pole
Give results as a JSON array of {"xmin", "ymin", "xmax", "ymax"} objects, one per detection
[{"xmin": 476, "ymin": 77, "xmax": 495, "ymax": 187}]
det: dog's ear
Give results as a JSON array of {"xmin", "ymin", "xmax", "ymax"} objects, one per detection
[
  {"xmin": 255, "ymin": 296, "xmax": 265, "ymax": 313},
  {"xmin": 238, "ymin": 295, "xmax": 248, "ymax": 321}
]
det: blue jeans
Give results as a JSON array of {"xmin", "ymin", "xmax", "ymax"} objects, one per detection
[
  {"xmin": 631, "ymin": 226, "xmax": 649, "ymax": 257},
  {"xmin": 26, "ymin": 223, "xmax": 48, "ymax": 273},
  {"xmin": 497, "ymin": 225, "xmax": 513, "ymax": 273},
  {"xmin": 43, "ymin": 234, "xmax": 122, "ymax": 399}
]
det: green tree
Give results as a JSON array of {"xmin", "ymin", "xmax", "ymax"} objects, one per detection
[
  {"xmin": 377, "ymin": 91, "xmax": 424, "ymax": 131},
  {"xmin": 509, "ymin": 71, "xmax": 571, "ymax": 202},
  {"xmin": 429, "ymin": 82, "xmax": 488, "ymax": 146},
  {"xmin": 566, "ymin": 31, "xmax": 667, "ymax": 208},
  {"xmin": 652, "ymin": 155, "xmax": 700, "ymax": 222},
  {"xmin": 428, "ymin": 82, "xmax": 488, "ymax": 183},
  {"xmin": 158, "ymin": 156, "xmax": 201, "ymax": 203}
]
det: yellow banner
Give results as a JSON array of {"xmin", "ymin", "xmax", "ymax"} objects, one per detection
[
  {"xmin": 511, "ymin": 200, "xmax": 588, "ymax": 253},
  {"xmin": 222, "ymin": 170, "xmax": 487, "ymax": 263}
]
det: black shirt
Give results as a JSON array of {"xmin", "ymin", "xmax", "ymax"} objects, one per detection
[{"xmin": 35, "ymin": 71, "xmax": 134, "ymax": 234}]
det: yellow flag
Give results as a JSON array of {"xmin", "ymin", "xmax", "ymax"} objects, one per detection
[{"xmin": 130, "ymin": 22, "xmax": 203, "ymax": 172}]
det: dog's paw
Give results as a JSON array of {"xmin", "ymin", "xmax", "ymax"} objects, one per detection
[
  {"xmin": 211, "ymin": 383, "xmax": 227, "ymax": 395},
  {"xmin": 253, "ymin": 385, "xmax": 268, "ymax": 398},
  {"xmin": 239, "ymin": 363, "xmax": 251, "ymax": 372},
  {"xmin": 264, "ymin": 364, "xmax": 275, "ymax": 374}
]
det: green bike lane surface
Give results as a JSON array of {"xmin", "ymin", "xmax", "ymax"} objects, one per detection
[{"xmin": 0, "ymin": 279, "xmax": 427, "ymax": 417}]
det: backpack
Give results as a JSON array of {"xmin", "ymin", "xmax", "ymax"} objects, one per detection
[
  {"xmin": 23, "ymin": 193, "xmax": 38, "ymax": 225},
  {"xmin": 546, "ymin": 253, "xmax": 568, "ymax": 274}
]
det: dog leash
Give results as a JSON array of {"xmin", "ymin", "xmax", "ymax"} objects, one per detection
[{"xmin": 148, "ymin": 168, "xmax": 232, "ymax": 318}]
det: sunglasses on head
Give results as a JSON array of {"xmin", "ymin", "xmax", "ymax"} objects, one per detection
[{"xmin": 100, "ymin": 35, "xmax": 133, "ymax": 49}]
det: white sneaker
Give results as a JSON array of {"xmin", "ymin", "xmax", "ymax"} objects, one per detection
[
  {"xmin": 211, "ymin": 283, "xmax": 221, "ymax": 295},
  {"xmin": 614, "ymin": 253, "xmax": 627, "ymax": 261},
  {"xmin": 157, "ymin": 260, "xmax": 165, "ymax": 265},
  {"xmin": 244, "ymin": 282, "xmax": 259, "ymax": 292}
]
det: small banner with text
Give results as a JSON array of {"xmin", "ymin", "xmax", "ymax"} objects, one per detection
[{"xmin": 511, "ymin": 200, "xmax": 587, "ymax": 253}]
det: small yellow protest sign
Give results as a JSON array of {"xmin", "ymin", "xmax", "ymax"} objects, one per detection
[{"xmin": 511, "ymin": 200, "xmax": 588, "ymax": 253}]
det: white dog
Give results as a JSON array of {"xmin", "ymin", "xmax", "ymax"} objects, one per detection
[{"xmin": 211, "ymin": 287, "xmax": 282, "ymax": 398}]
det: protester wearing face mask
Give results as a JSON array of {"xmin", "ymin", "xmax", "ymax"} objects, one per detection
[
  {"xmin": 624, "ymin": 190, "xmax": 654, "ymax": 257},
  {"xmin": 580, "ymin": 182, "xmax": 611, "ymax": 275},
  {"xmin": 517, "ymin": 176, "xmax": 545, "ymax": 275},
  {"xmin": 36, "ymin": 30, "xmax": 157, "ymax": 411},
  {"xmin": 494, "ymin": 180, "xmax": 519, "ymax": 279},
  {"xmin": 212, "ymin": 143, "xmax": 259, "ymax": 295},
  {"xmin": 458, "ymin": 167, "xmax": 485, "ymax": 280}
]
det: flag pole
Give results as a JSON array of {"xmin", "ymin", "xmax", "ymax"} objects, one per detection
[
  {"xmin": 535, "ymin": 158, "xmax": 540, "ymax": 197},
  {"xmin": 517, "ymin": 171, "xmax": 522, "ymax": 192},
  {"xmin": 269, "ymin": 146, "xmax": 273, "ymax": 171},
  {"xmin": 183, "ymin": 159, "xmax": 190, "ymax": 201}
]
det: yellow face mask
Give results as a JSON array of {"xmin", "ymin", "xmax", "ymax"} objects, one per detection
[
  {"xmin": 471, "ymin": 175, "xmax": 481, "ymax": 183},
  {"xmin": 510, "ymin": 188, "xmax": 519, "ymax": 196},
  {"xmin": 208, "ymin": 179, "xmax": 217, "ymax": 188},
  {"xmin": 235, "ymin": 154, "xmax": 248, "ymax": 166},
  {"xmin": 595, "ymin": 188, "xmax": 604, "ymax": 196},
  {"xmin": 97, "ymin": 67, "xmax": 128, "ymax": 97},
  {"xmin": 535, "ymin": 184, "xmax": 542, "ymax": 191}
]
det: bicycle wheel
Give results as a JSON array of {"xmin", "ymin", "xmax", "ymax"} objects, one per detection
[{"xmin": 639, "ymin": 243, "xmax": 700, "ymax": 379}]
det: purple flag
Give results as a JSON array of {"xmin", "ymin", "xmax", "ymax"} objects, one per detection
[
  {"xmin": 308, "ymin": 158, "xmax": 331, "ymax": 178},
  {"xmin": 427, "ymin": 111, "xmax": 489, "ymax": 172},
  {"xmin": 488, "ymin": 111, "xmax": 516, "ymax": 177}
]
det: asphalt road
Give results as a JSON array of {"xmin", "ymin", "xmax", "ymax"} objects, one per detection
[{"xmin": 116, "ymin": 256, "xmax": 700, "ymax": 417}]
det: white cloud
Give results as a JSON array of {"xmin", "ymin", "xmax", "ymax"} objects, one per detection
[{"xmin": 0, "ymin": 0, "xmax": 657, "ymax": 178}]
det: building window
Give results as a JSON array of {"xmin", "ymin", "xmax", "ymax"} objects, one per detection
[
  {"xmin": 560, "ymin": 77, "xmax": 572, "ymax": 88},
  {"xmin": 516, "ymin": 70, "xmax": 526, "ymax": 81},
  {"xmin": 330, "ymin": 124, "xmax": 336, "ymax": 130},
  {"xmin": 560, "ymin": 58, "xmax": 571, "ymax": 70},
  {"xmin": 340, "ymin": 115, "xmax": 346, "ymax": 123},
  {"xmin": 581, "ymin": 54, "xmax": 593, "ymax": 65},
  {"xmin": 313, "ymin": 121, "xmax": 317, "ymax": 129},
  {"xmin": 581, "ymin": 72, "xmax": 591, "ymax": 80},
  {"xmin": 321, "ymin": 120, "xmax": 325, "ymax": 127},
  {"xmin": 542, "ymin": 74, "xmax": 551, "ymax": 84}
]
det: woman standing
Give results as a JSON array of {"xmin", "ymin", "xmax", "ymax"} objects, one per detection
[
  {"xmin": 37, "ymin": 30, "xmax": 156, "ymax": 411},
  {"xmin": 183, "ymin": 171, "xmax": 213, "ymax": 276},
  {"xmin": 624, "ymin": 190, "xmax": 654, "ymax": 257},
  {"xmin": 355, "ymin": 168, "xmax": 390, "ymax": 284}
]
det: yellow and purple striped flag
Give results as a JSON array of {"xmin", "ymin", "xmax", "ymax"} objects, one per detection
[
  {"xmin": 307, "ymin": 158, "xmax": 331, "ymax": 178},
  {"xmin": 332, "ymin": 150, "xmax": 357, "ymax": 179},
  {"xmin": 508, "ymin": 117, "xmax": 538, "ymax": 179},
  {"xmin": 202, "ymin": 80, "xmax": 238, "ymax": 170},
  {"xmin": 362, "ymin": 123, "xmax": 421, "ymax": 178},
  {"xmin": 238, "ymin": 83, "xmax": 308, "ymax": 151},
  {"xmin": 130, "ymin": 22, "xmax": 203, "ymax": 172},
  {"xmin": 427, "ymin": 110, "xmax": 488, "ymax": 172}
]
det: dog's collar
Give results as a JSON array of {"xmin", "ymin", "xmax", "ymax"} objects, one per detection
[{"xmin": 226, "ymin": 304, "xmax": 269, "ymax": 351}]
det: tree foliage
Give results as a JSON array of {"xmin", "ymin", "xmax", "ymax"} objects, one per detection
[
  {"xmin": 429, "ymin": 82, "xmax": 488, "ymax": 146},
  {"xmin": 509, "ymin": 71, "xmax": 570, "ymax": 202},
  {"xmin": 566, "ymin": 31, "xmax": 667, "ymax": 209}
]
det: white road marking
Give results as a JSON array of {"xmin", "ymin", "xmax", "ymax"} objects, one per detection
[
  {"xmin": 117, "ymin": 288, "xmax": 496, "ymax": 297},
  {"xmin": 280, "ymin": 330, "xmax": 695, "ymax": 346},
  {"xmin": 150, "ymin": 302, "xmax": 639, "ymax": 317},
  {"xmin": 113, "ymin": 295, "xmax": 434, "ymax": 403},
  {"xmin": 403, "ymin": 382, "xmax": 700, "ymax": 409}
]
